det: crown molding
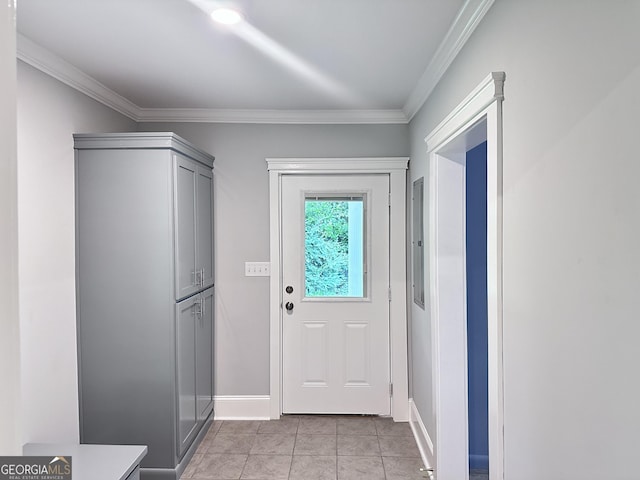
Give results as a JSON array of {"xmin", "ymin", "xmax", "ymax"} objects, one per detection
[
  {"xmin": 73, "ymin": 132, "xmax": 215, "ymax": 166},
  {"xmin": 136, "ymin": 107, "xmax": 408, "ymax": 124},
  {"xmin": 16, "ymin": 34, "xmax": 408, "ymax": 125},
  {"xmin": 17, "ymin": 34, "xmax": 140, "ymax": 121},
  {"xmin": 16, "ymin": 0, "xmax": 496, "ymax": 128},
  {"xmin": 403, "ymin": 0, "xmax": 495, "ymax": 121}
]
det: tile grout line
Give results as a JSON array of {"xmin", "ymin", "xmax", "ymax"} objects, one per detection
[
  {"xmin": 238, "ymin": 449, "xmax": 250, "ymax": 480},
  {"xmin": 288, "ymin": 424, "xmax": 299, "ymax": 480}
]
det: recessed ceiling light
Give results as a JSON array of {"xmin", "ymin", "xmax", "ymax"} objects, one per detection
[{"xmin": 211, "ymin": 8, "xmax": 243, "ymax": 25}]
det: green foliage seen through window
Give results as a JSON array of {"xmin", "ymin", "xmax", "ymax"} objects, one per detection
[{"xmin": 305, "ymin": 200, "xmax": 350, "ymax": 296}]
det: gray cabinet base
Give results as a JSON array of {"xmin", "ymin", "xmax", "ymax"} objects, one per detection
[{"xmin": 140, "ymin": 416, "xmax": 213, "ymax": 480}]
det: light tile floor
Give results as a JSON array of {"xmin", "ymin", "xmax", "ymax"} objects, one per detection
[
  {"xmin": 182, "ymin": 415, "xmax": 490, "ymax": 480},
  {"xmin": 181, "ymin": 415, "xmax": 428, "ymax": 480},
  {"xmin": 469, "ymin": 470, "xmax": 489, "ymax": 480}
]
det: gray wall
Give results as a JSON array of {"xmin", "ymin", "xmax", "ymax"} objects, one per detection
[
  {"xmin": 16, "ymin": 59, "xmax": 407, "ymax": 443},
  {"xmin": 408, "ymin": 1, "xmax": 640, "ymax": 478},
  {"xmin": 137, "ymin": 122, "xmax": 410, "ymax": 395},
  {"xmin": 0, "ymin": 0, "xmax": 20, "ymax": 455},
  {"xmin": 17, "ymin": 61, "xmax": 136, "ymax": 443}
]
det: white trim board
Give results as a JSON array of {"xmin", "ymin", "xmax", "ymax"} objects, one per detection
[
  {"xmin": 424, "ymin": 71, "xmax": 504, "ymax": 480},
  {"xmin": 409, "ymin": 398, "xmax": 435, "ymax": 472},
  {"xmin": 213, "ymin": 396, "xmax": 271, "ymax": 420},
  {"xmin": 425, "ymin": 72, "xmax": 505, "ymax": 150},
  {"xmin": 265, "ymin": 157, "xmax": 409, "ymax": 173},
  {"xmin": 266, "ymin": 157, "xmax": 409, "ymax": 421},
  {"xmin": 16, "ymin": 0, "xmax": 495, "ymax": 125}
]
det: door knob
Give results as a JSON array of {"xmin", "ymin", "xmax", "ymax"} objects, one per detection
[{"xmin": 285, "ymin": 302, "xmax": 294, "ymax": 312}]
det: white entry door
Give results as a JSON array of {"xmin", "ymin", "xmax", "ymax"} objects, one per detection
[{"xmin": 281, "ymin": 174, "xmax": 390, "ymax": 414}]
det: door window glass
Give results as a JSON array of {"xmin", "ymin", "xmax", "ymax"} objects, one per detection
[{"xmin": 304, "ymin": 195, "xmax": 365, "ymax": 298}]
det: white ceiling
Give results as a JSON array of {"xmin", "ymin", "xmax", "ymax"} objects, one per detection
[{"xmin": 16, "ymin": 0, "xmax": 493, "ymax": 123}]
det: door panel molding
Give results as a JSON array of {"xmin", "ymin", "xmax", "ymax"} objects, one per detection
[{"xmin": 266, "ymin": 157, "xmax": 409, "ymax": 421}]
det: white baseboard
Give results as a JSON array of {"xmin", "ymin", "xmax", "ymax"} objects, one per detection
[
  {"xmin": 213, "ymin": 395, "xmax": 271, "ymax": 420},
  {"xmin": 409, "ymin": 398, "xmax": 435, "ymax": 471}
]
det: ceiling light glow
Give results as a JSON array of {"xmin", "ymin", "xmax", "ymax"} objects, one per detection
[{"xmin": 211, "ymin": 8, "xmax": 243, "ymax": 25}]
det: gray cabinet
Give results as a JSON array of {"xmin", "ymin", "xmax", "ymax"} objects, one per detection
[
  {"xmin": 197, "ymin": 167, "xmax": 215, "ymax": 290},
  {"xmin": 174, "ymin": 155, "xmax": 214, "ymax": 300},
  {"xmin": 196, "ymin": 287, "xmax": 214, "ymax": 420},
  {"xmin": 176, "ymin": 287, "xmax": 214, "ymax": 457},
  {"xmin": 176, "ymin": 294, "xmax": 198, "ymax": 455},
  {"xmin": 175, "ymin": 156, "xmax": 198, "ymax": 300},
  {"xmin": 74, "ymin": 133, "xmax": 214, "ymax": 480}
]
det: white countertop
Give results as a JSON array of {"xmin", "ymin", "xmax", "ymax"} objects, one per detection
[{"xmin": 23, "ymin": 443, "xmax": 147, "ymax": 480}]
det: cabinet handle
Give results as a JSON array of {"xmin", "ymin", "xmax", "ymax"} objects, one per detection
[
  {"xmin": 200, "ymin": 268, "xmax": 205, "ymax": 286},
  {"xmin": 193, "ymin": 299, "xmax": 202, "ymax": 318}
]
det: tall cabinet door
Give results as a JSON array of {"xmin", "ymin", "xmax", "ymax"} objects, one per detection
[
  {"xmin": 175, "ymin": 155, "xmax": 198, "ymax": 300},
  {"xmin": 176, "ymin": 295, "xmax": 198, "ymax": 456},
  {"xmin": 196, "ymin": 166, "xmax": 214, "ymax": 289},
  {"xmin": 197, "ymin": 287, "xmax": 214, "ymax": 421}
]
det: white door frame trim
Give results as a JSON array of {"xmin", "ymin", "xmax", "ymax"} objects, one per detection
[
  {"xmin": 266, "ymin": 157, "xmax": 409, "ymax": 421},
  {"xmin": 424, "ymin": 72, "xmax": 505, "ymax": 480}
]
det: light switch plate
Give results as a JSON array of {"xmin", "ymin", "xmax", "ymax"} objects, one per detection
[{"xmin": 245, "ymin": 262, "xmax": 270, "ymax": 277}]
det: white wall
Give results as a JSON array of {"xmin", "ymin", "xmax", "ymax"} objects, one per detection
[
  {"xmin": 409, "ymin": 1, "xmax": 640, "ymax": 478},
  {"xmin": 0, "ymin": 0, "xmax": 21, "ymax": 456},
  {"xmin": 17, "ymin": 62, "xmax": 136, "ymax": 443},
  {"xmin": 137, "ymin": 122, "xmax": 409, "ymax": 396}
]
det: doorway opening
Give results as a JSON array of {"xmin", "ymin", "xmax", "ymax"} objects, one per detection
[
  {"xmin": 466, "ymin": 141, "xmax": 489, "ymax": 477},
  {"xmin": 266, "ymin": 157, "xmax": 409, "ymax": 421},
  {"xmin": 425, "ymin": 72, "xmax": 505, "ymax": 480}
]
